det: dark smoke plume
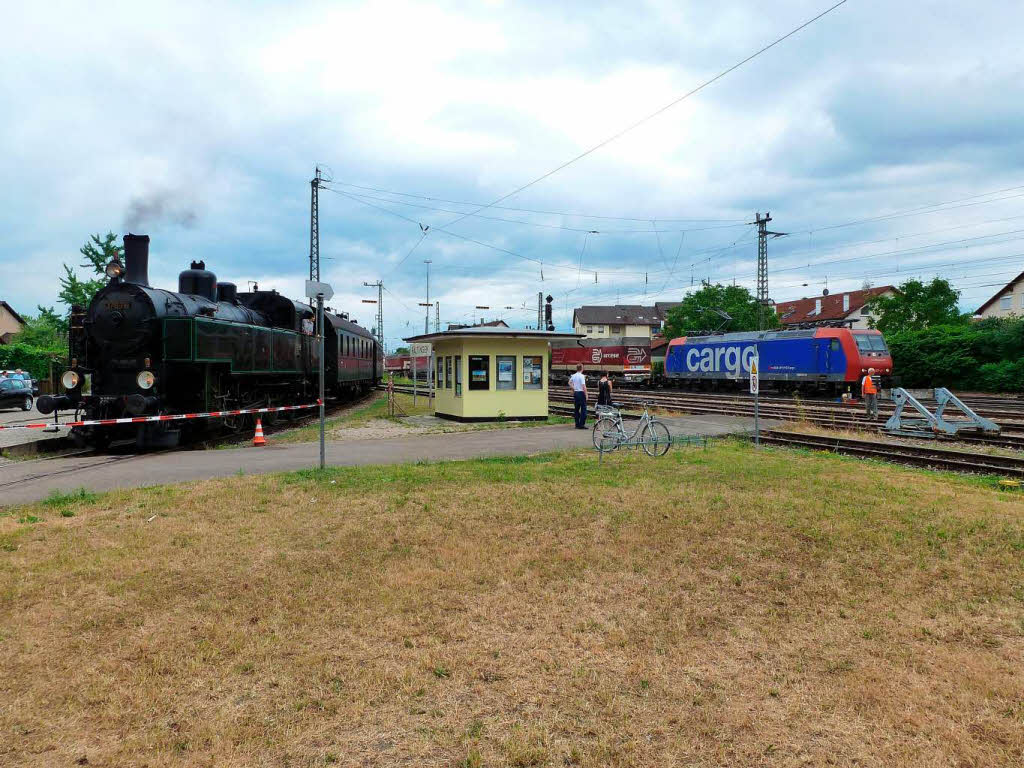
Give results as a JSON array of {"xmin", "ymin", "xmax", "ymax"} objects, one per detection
[{"xmin": 123, "ymin": 188, "xmax": 200, "ymax": 230}]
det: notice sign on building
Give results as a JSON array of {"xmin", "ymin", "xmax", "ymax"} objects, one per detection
[{"xmin": 410, "ymin": 342, "xmax": 432, "ymax": 357}]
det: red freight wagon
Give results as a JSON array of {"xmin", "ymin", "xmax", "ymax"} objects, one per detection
[{"xmin": 549, "ymin": 337, "xmax": 652, "ymax": 383}]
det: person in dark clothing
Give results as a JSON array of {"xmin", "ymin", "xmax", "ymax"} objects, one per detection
[
  {"xmin": 569, "ymin": 363, "xmax": 588, "ymax": 429},
  {"xmin": 597, "ymin": 371, "xmax": 613, "ymax": 407}
]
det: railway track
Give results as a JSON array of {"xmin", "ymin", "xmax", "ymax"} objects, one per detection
[
  {"xmin": 546, "ymin": 390, "xmax": 1024, "ymax": 451},
  {"xmin": 756, "ymin": 430, "xmax": 1024, "ymax": 479}
]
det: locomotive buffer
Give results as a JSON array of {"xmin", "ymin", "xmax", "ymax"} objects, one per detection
[{"xmin": 306, "ymin": 280, "xmax": 334, "ymax": 470}]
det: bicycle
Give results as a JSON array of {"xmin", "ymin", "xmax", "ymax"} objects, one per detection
[{"xmin": 591, "ymin": 401, "xmax": 671, "ymax": 456}]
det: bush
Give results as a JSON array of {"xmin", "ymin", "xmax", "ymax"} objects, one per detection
[
  {"xmin": 885, "ymin": 317, "xmax": 1024, "ymax": 392},
  {"xmin": 0, "ymin": 342, "xmax": 64, "ymax": 381}
]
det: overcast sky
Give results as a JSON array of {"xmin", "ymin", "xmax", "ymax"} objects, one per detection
[{"xmin": 3, "ymin": 0, "xmax": 1023, "ymax": 348}]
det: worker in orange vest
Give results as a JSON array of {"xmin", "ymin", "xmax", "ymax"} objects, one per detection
[{"xmin": 861, "ymin": 367, "xmax": 879, "ymax": 421}]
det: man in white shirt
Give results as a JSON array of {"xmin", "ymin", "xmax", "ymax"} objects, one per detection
[{"xmin": 569, "ymin": 364, "xmax": 588, "ymax": 429}]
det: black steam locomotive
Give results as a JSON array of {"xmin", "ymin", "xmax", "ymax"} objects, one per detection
[{"xmin": 39, "ymin": 234, "xmax": 381, "ymax": 448}]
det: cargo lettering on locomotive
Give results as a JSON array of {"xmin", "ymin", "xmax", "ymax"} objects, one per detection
[{"xmin": 683, "ymin": 344, "xmax": 757, "ymax": 377}]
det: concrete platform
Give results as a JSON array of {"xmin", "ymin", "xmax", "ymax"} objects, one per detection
[{"xmin": 0, "ymin": 414, "xmax": 761, "ymax": 507}]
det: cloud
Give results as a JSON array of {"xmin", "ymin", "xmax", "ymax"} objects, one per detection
[{"xmin": 2, "ymin": 0, "xmax": 1023, "ymax": 334}]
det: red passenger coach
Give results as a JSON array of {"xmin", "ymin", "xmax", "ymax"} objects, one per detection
[{"xmin": 550, "ymin": 337, "xmax": 652, "ymax": 383}]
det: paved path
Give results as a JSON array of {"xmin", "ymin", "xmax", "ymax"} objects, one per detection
[
  {"xmin": 0, "ymin": 414, "xmax": 759, "ymax": 507},
  {"xmin": 0, "ymin": 405, "xmax": 74, "ymax": 452}
]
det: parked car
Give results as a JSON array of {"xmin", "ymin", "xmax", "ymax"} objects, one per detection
[{"xmin": 0, "ymin": 377, "xmax": 34, "ymax": 411}]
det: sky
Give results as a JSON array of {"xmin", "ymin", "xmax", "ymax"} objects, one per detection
[{"xmin": 3, "ymin": 0, "xmax": 1023, "ymax": 350}]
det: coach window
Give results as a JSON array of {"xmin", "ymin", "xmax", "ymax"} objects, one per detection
[
  {"xmin": 523, "ymin": 356, "xmax": 543, "ymax": 389},
  {"xmin": 445, "ymin": 356, "xmax": 452, "ymax": 388},
  {"xmin": 469, "ymin": 355, "xmax": 489, "ymax": 390},
  {"xmin": 454, "ymin": 355, "xmax": 462, "ymax": 396},
  {"xmin": 496, "ymin": 355, "xmax": 516, "ymax": 391}
]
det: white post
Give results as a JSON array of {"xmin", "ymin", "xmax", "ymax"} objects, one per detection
[
  {"xmin": 753, "ymin": 350, "xmax": 760, "ymax": 447},
  {"xmin": 413, "ymin": 354, "xmax": 418, "ymax": 406},
  {"xmin": 318, "ymin": 294, "xmax": 326, "ymax": 469}
]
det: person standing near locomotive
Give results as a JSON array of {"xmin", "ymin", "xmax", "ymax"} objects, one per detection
[
  {"xmin": 597, "ymin": 371, "xmax": 613, "ymax": 408},
  {"xmin": 861, "ymin": 367, "xmax": 879, "ymax": 421},
  {"xmin": 569, "ymin": 363, "xmax": 588, "ymax": 429}
]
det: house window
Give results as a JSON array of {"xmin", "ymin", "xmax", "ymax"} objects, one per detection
[
  {"xmin": 597, "ymin": 325, "xmax": 605, "ymax": 333},
  {"xmin": 468, "ymin": 355, "xmax": 489, "ymax": 390},
  {"xmin": 1000, "ymin": 294, "xmax": 1012, "ymax": 310},
  {"xmin": 650, "ymin": 325, "xmax": 660, "ymax": 334},
  {"xmin": 586, "ymin": 325, "xmax": 593, "ymax": 334},
  {"xmin": 455, "ymin": 356, "xmax": 462, "ymax": 396},
  {"xmin": 523, "ymin": 356, "xmax": 543, "ymax": 389},
  {"xmin": 610, "ymin": 324, "xmax": 623, "ymax": 334},
  {"xmin": 445, "ymin": 356, "xmax": 452, "ymax": 389},
  {"xmin": 496, "ymin": 356, "xmax": 516, "ymax": 390},
  {"xmin": 861, "ymin": 306, "xmax": 870, "ymax": 315}
]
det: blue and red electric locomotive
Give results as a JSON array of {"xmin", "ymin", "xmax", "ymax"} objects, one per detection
[{"xmin": 664, "ymin": 327, "xmax": 893, "ymax": 395}]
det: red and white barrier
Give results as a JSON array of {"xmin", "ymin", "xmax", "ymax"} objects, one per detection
[{"xmin": 0, "ymin": 400, "xmax": 323, "ymax": 430}]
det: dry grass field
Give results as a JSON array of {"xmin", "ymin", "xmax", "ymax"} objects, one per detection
[{"xmin": 1, "ymin": 442, "xmax": 1022, "ymax": 767}]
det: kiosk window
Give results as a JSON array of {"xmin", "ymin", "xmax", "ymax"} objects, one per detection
[
  {"xmin": 455, "ymin": 355, "xmax": 462, "ymax": 396},
  {"xmin": 496, "ymin": 356, "xmax": 516, "ymax": 390},
  {"xmin": 469, "ymin": 355, "xmax": 489, "ymax": 390},
  {"xmin": 445, "ymin": 356, "xmax": 452, "ymax": 389},
  {"xmin": 523, "ymin": 356, "xmax": 543, "ymax": 389},
  {"xmin": 436, "ymin": 356, "xmax": 444, "ymax": 388}
]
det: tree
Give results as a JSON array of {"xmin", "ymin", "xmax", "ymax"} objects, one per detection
[
  {"xmin": 662, "ymin": 283, "xmax": 778, "ymax": 338},
  {"xmin": 16, "ymin": 308, "xmax": 67, "ymax": 347},
  {"xmin": 393, "ymin": 346, "xmax": 410, "ymax": 355},
  {"xmin": 863, "ymin": 278, "xmax": 966, "ymax": 335},
  {"xmin": 58, "ymin": 232, "xmax": 121, "ymax": 311}
]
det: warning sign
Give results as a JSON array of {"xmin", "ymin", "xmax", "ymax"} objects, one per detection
[{"xmin": 749, "ymin": 357, "xmax": 759, "ymax": 395}]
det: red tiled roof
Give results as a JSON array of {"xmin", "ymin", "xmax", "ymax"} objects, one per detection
[{"xmin": 774, "ymin": 286, "xmax": 895, "ymax": 325}]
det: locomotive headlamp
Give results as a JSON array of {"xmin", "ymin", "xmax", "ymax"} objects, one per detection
[
  {"xmin": 105, "ymin": 259, "xmax": 125, "ymax": 279},
  {"xmin": 136, "ymin": 370, "xmax": 156, "ymax": 390},
  {"xmin": 61, "ymin": 370, "xmax": 80, "ymax": 390}
]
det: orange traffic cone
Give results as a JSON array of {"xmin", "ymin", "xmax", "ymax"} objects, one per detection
[{"xmin": 253, "ymin": 418, "xmax": 266, "ymax": 446}]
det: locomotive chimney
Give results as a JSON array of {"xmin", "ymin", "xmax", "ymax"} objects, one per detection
[{"xmin": 123, "ymin": 233, "xmax": 150, "ymax": 286}]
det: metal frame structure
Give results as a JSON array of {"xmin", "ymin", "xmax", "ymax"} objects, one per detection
[{"xmin": 884, "ymin": 387, "xmax": 1001, "ymax": 437}]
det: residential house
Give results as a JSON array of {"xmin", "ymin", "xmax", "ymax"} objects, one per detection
[
  {"xmin": 774, "ymin": 286, "xmax": 896, "ymax": 329},
  {"xmin": 572, "ymin": 304, "xmax": 678, "ymax": 339},
  {"xmin": 973, "ymin": 270, "xmax": 1024, "ymax": 319},
  {"xmin": 0, "ymin": 301, "xmax": 25, "ymax": 344}
]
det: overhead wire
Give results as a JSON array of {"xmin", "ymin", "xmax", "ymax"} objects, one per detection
[
  {"xmin": 327, "ymin": 180, "xmax": 744, "ymax": 223},
  {"xmin": 436, "ymin": 0, "xmax": 850, "ymax": 230}
]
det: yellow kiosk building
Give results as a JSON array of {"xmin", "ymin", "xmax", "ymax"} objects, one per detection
[{"xmin": 403, "ymin": 327, "xmax": 581, "ymax": 421}]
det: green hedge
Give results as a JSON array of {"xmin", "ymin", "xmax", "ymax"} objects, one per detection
[
  {"xmin": 0, "ymin": 342, "xmax": 65, "ymax": 381},
  {"xmin": 886, "ymin": 317, "xmax": 1024, "ymax": 392}
]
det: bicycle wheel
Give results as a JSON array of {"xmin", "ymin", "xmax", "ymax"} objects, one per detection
[
  {"xmin": 592, "ymin": 417, "xmax": 621, "ymax": 452},
  {"xmin": 641, "ymin": 421, "xmax": 671, "ymax": 457}
]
